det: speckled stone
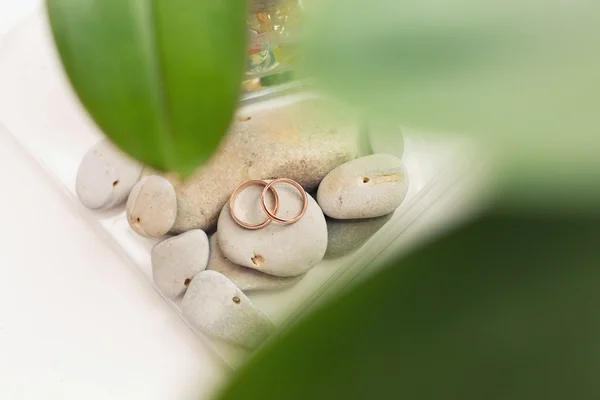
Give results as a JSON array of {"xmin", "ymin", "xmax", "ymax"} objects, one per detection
[
  {"xmin": 207, "ymin": 234, "xmax": 303, "ymax": 292},
  {"xmin": 181, "ymin": 271, "xmax": 274, "ymax": 348},
  {"xmin": 217, "ymin": 180, "xmax": 327, "ymax": 277},
  {"xmin": 76, "ymin": 139, "xmax": 142, "ymax": 210},
  {"xmin": 151, "ymin": 230, "xmax": 209, "ymax": 298},
  {"xmin": 317, "ymin": 154, "xmax": 408, "ymax": 219},
  {"xmin": 325, "ymin": 213, "xmax": 393, "ymax": 258},
  {"xmin": 126, "ymin": 176, "xmax": 177, "ymax": 237},
  {"xmin": 144, "ymin": 98, "xmax": 359, "ymax": 233}
]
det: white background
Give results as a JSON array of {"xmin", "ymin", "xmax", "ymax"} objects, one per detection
[
  {"xmin": 0, "ymin": 2, "xmax": 227, "ymax": 399},
  {"xmin": 0, "ymin": 0, "xmax": 38, "ymax": 36}
]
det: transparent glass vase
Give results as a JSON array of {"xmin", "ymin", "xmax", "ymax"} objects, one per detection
[
  {"xmin": 242, "ymin": 0, "xmax": 305, "ymax": 99},
  {"xmin": 0, "ymin": 10, "xmax": 477, "ymax": 368}
]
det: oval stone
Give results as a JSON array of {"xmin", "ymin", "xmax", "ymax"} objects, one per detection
[
  {"xmin": 181, "ymin": 271, "xmax": 274, "ymax": 348},
  {"xmin": 207, "ymin": 234, "xmax": 303, "ymax": 292},
  {"xmin": 151, "ymin": 230, "xmax": 209, "ymax": 298},
  {"xmin": 217, "ymin": 180, "xmax": 327, "ymax": 277},
  {"xmin": 143, "ymin": 98, "xmax": 359, "ymax": 233},
  {"xmin": 126, "ymin": 176, "xmax": 177, "ymax": 237},
  {"xmin": 317, "ymin": 154, "xmax": 408, "ymax": 219},
  {"xmin": 76, "ymin": 139, "xmax": 142, "ymax": 210}
]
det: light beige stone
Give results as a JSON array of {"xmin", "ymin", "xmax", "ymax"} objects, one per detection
[
  {"xmin": 181, "ymin": 271, "xmax": 274, "ymax": 349},
  {"xmin": 151, "ymin": 230, "xmax": 209, "ymax": 298},
  {"xmin": 76, "ymin": 139, "xmax": 142, "ymax": 210},
  {"xmin": 207, "ymin": 234, "xmax": 303, "ymax": 292},
  {"xmin": 144, "ymin": 98, "xmax": 359, "ymax": 233},
  {"xmin": 317, "ymin": 154, "xmax": 408, "ymax": 219},
  {"xmin": 217, "ymin": 180, "xmax": 327, "ymax": 277},
  {"xmin": 126, "ymin": 176, "xmax": 177, "ymax": 237}
]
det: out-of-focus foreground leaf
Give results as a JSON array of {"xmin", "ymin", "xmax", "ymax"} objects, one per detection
[
  {"xmin": 301, "ymin": 0, "xmax": 600, "ymax": 209},
  {"xmin": 218, "ymin": 210, "xmax": 600, "ymax": 399},
  {"xmin": 47, "ymin": 0, "xmax": 247, "ymax": 177}
]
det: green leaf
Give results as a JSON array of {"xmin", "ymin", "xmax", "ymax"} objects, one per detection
[
  {"xmin": 47, "ymin": 0, "xmax": 247, "ymax": 177},
  {"xmin": 218, "ymin": 209, "xmax": 600, "ymax": 399},
  {"xmin": 301, "ymin": 0, "xmax": 600, "ymax": 208}
]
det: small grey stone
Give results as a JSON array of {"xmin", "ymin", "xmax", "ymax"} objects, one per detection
[
  {"xmin": 126, "ymin": 176, "xmax": 177, "ymax": 237},
  {"xmin": 208, "ymin": 234, "xmax": 303, "ymax": 292},
  {"xmin": 181, "ymin": 271, "xmax": 274, "ymax": 349},
  {"xmin": 144, "ymin": 98, "xmax": 359, "ymax": 233},
  {"xmin": 317, "ymin": 154, "xmax": 408, "ymax": 219},
  {"xmin": 76, "ymin": 139, "xmax": 142, "ymax": 209},
  {"xmin": 218, "ymin": 180, "xmax": 327, "ymax": 277},
  {"xmin": 326, "ymin": 213, "xmax": 393, "ymax": 258},
  {"xmin": 151, "ymin": 230, "xmax": 209, "ymax": 298}
]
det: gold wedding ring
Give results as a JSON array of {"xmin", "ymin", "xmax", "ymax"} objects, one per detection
[
  {"xmin": 229, "ymin": 180, "xmax": 279, "ymax": 230},
  {"xmin": 261, "ymin": 178, "xmax": 308, "ymax": 225},
  {"xmin": 228, "ymin": 178, "xmax": 308, "ymax": 230}
]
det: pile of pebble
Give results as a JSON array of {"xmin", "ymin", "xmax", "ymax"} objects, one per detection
[{"xmin": 75, "ymin": 100, "xmax": 408, "ymax": 348}]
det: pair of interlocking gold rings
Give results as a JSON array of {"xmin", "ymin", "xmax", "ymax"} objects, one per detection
[{"xmin": 229, "ymin": 178, "xmax": 308, "ymax": 230}]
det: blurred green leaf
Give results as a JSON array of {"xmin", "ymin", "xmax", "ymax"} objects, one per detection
[
  {"xmin": 47, "ymin": 0, "xmax": 247, "ymax": 177},
  {"xmin": 218, "ymin": 209, "xmax": 600, "ymax": 399},
  {"xmin": 301, "ymin": 0, "xmax": 600, "ymax": 208}
]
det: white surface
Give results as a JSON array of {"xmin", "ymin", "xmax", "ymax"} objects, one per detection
[
  {"xmin": 0, "ymin": 4, "xmax": 228, "ymax": 400},
  {"xmin": 0, "ymin": 0, "xmax": 39, "ymax": 36}
]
